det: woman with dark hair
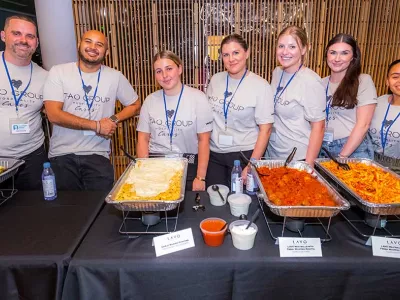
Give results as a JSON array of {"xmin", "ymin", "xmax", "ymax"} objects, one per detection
[
  {"xmin": 206, "ymin": 33, "xmax": 274, "ymax": 187},
  {"xmin": 136, "ymin": 50, "xmax": 213, "ymax": 191},
  {"xmin": 266, "ymin": 26, "xmax": 326, "ymax": 166},
  {"xmin": 370, "ymin": 59, "xmax": 400, "ymax": 173},
  {"xmin": 320, "ymin": 33, "xmax": 377, "ymax": 158}
]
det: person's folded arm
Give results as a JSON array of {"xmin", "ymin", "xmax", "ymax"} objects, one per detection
[
  {"xmin": 44, "ymin": 100, "xmax": 116, "ymax": 135},
  {"xmin": 114, "ymin": 101, "xmax": 141, "ymax": 122}
]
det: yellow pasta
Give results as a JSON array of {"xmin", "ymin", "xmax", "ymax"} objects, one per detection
[
  {"xmin": 115, "ymin": 161, "xmax": 184, "ymax": 201},
  {"xmin": 321, "ymin": 161, "xmax": 400, "ymax": 204}
]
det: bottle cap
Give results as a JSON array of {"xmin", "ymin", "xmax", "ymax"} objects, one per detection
[
  {"xmin": 234, "ymin": 160, "xmax": 240, "ymax": 166},
  {"xmin": 43, "ymin": 162, "xmax": 51, "ymax": 168}
]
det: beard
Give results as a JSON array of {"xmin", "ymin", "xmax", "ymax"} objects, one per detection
[
  {"xmin": 11, "ymin": 42, "xmax": 36, "ymax": 59},
  {"xmin": 78, "ymin": 49, "xmax": 105, "ymax": 65}
]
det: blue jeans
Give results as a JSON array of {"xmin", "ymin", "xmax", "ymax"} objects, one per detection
[{"xmin": 319, "ymin": 135, "xmax": 374, "ymax": 159}]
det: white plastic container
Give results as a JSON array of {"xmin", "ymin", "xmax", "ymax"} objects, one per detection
[
  {"xmin": 207, "ymin": 184, "xmax": 229, "ymax": 206},
  {"xmin": 227, "ymin": 194, "xmax": 251, "ymax": 216},
  {"xmin": 229, "ymin": 220, "xmax": 258, "ymax": 250}
]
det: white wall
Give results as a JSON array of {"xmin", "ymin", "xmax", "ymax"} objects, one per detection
[{"xmin": 34, "ymin": 0, "xmax": 77, "ymax": 70}]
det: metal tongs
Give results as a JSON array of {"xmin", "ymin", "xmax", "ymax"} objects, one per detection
[
  {"xmin": 239, "ymin": 151, "xmax": 265, "ymax": 176},
  {"xmin": 321, "ymin": 147, "xmax": 351, "ymax": 171},
  {"xmin": 284, "ymin": 147, "xmax": 297, "ymax": 167}
]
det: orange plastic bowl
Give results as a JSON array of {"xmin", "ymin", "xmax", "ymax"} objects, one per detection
[{"xmin": 200, "ymin": 217, "xmax": 227, "ymax": 247}]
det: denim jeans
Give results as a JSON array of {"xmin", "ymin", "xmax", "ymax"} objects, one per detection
[
  {"xmin": 49, "ymin": 154, "xmax": 114, "ymax": 191},
  {"xmin": 319, "ymin": 135, "xmax": 374, "ymax": 159}
]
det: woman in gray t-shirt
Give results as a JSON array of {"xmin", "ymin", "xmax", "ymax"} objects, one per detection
[
  {"xmin": 320, "ymin": 34, "xmax": 377, "ymax": 159},
  {"xmin": 266, "ymin": 26, "xmax": 325, "ymax": 166},
  {"xmin": 370, "ymin": 59, "xmax": 400, "ymax": 173},
  {"xmin": 136, "ymin": 50, "xmax": 213, "ymax": 191},
  {"xmin": 206, "ymin": 34, "xmax": 274, "ymax": 187}
]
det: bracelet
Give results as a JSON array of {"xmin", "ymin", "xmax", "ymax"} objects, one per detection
[
  {"xmin": 338, "ymin": 153, "xmax": 347, "ymax": 158},
  {"xmin": 195, "ymin": 176, "xmax": 206, "ymax": 182},
  {"xmin": 95, "ymin": 121, "xmax": 100, "ymax": 134},
  {"xmin": 98, "ymin": 121, "xmax": 102, "ymax": 134}
]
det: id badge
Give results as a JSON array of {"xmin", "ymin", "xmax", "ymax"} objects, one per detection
[
  {"xmin": 219, "ymin": 133, "xmax": 233, "ymax": 146},
  {"xmin": 10, "ymin": 118, "xmax": 30, "ymax": 134},
  {"xmin": 83, "ymin": 130, "xmax": 96, "ymax": 136},
  {"xmin": 270, "ymin": 127, "xmax": 276, "ymax": 142},
  {"xmin": 323, "ymin": 127, "xmax": 334, "ymax": 143}
]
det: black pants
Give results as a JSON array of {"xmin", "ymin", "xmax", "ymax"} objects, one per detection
[
  {"xmin": 206, "ymin": 150, "xmax": 253, "ymax": 188},
  {"xmin": 1, "ymin": 144, "xmax": 47, "ymax": 190},
  {"xmin": 49, "ymin": 154, "xmax": 114, "ymax": 191}
]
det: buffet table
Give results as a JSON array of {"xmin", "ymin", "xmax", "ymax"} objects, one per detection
[
  {"xmin": 0, "ymin": 191, "xmax": 105, "ymax": 300},
  {"xmin": 62, "ymin": 191, "xmax": 400, "ymax": 300}
]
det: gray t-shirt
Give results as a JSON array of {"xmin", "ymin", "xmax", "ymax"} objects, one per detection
[
  {"xmin": 43, "ymin": 62, "xmax": 138, "ymax": 158},
  {"xmin": 0, "ymin": 52, "xmax": 48, "ymax": 157},
  {"xmin": 323, "ymin": 74, "xmax": 377, "ymax": 140},
  {"xmin": 267, "ymin": 67, "xmax": 326, "ymax": 160},
  {"xmin": 137, "ymin": 85, "xmax": 213, "ymax": 154},
  {"xmin": 207, "ymin": 71, "xmax": 274, "ymax": 153},
  {"xmin": 370, "ymin": 94, "xmax": 400, "ymax": 158}
]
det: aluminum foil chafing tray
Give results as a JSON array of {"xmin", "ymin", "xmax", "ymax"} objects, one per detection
[
  {"xmin": 315, "ymin": 158, "xmax": 400, "ymax": 215},
  {"xmin": 105, "ymin": 157, "xmax": 188, "ymax": 212},
  {"xmin": 252, "ymin": 160, "xmax": 350, "ymax": 218},
  {"xmin": 0, "ymin": 157, "xmax": 25, "ymax": 183}
]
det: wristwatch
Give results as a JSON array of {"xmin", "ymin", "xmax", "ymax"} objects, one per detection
[
  {"xmin": 196, "ymin": 176, "xmax": 206, "ymax": 182},
  {"xmin": 109, "ymin": 115, "xmax": 119, "ymax": 124}
]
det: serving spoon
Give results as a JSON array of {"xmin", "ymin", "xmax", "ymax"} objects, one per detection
[{"xmin": 212, "ymin": 185, "xmax": 225, "ymax": 203}]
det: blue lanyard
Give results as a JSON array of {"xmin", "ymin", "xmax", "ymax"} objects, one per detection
[
  {"xmin": 163, "ymin": 84, "xmax": 184, "ymax": 150},
  {"xmin": 325, "ymin": 80, "xmax": 333, "ymax": 126},
  {"xmin": 223, "ymin": 69, "xmax": 247, "ymax": 130},
  {"xmin": 2, "ymin": 52, "xmax": 33, "ymax": 116},
  {"xmin": 380, "ymin": 99, "xmax": 400, "ymax": 154},
  {"xmin": 273, "ymin": 64, "xmax": 302, "ymax": 106},
  {"xmin": 78, "ymin": 64, "xmax": 102, "ymax": 120}
]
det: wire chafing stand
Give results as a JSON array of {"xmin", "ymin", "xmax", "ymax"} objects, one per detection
[
  {"xmin": 106, "ymin": 157, "xmax": 188, "ymax": 238},
  {"xmin": 0, "ymin": 158, "xmax": 25, "ymax": 206},
  {"xmin": 315, "ymin": 158, "xmax": 400, "ymax": 243},
  {"xmin": 252, "ymin": 160, "xmax": 350, "ymax": 243}
]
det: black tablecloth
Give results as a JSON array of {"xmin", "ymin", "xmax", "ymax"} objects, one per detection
[
  {"xmin": 0, "ymin": 191, "xmax": 105, "ymax": 300},
  {"xmin": 62, "ymin": 192, "xmax": 400, "ymax": 300}
]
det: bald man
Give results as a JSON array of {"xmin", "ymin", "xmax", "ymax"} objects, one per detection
[
  {"xmin": 0, "ymin": 15, "xmax": 48, "ymax": 190},
  {"xmin": 44, "ymin": 30, "xmax": 140, "ymax": 190}
]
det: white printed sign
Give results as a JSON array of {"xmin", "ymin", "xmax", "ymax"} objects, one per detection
[
  {"xmin": 278, "ymin": 237, "xmax": 322, "ymax": 257},
  {"xmin": 153, "ymin": 228, "xmax": 195, "ymax": 257},
  {"xmin": 371, "ymin": 236, "xmax": 400, "ymax": 259}
]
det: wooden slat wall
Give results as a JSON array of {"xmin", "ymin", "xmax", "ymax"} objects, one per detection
[{"xmin": 72, "ymin": 0, "xmax": 400, "ymax": 179}]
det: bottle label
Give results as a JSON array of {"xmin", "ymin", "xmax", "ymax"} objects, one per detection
[
  {"xmin": 231, "ymin": 173, "xmax": 238, "ymax": 192},
  {"xmin": 43, "ymin": 178, "xmax": 55, "ymax": 197},
  {"xmin": 235, "ymin": 177, "xmax": 243, "ymax": 194},
  {"xmin": 246, "ymin": 174, "xmax": 254, "ymax": 192}
]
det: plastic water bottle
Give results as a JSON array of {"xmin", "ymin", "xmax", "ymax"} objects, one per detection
[
  {"xmin": 42, "ymin": 162, "xmax": 57, "ymax": 201},
  {"xmin": 246, "ymin": 158, "xmax": 258, "ymax": 195},
  {"xmin": 231, "ymin": 160, "xmax": 243, "ymax": 194}
]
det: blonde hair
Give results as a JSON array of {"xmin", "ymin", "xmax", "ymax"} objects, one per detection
[
  {"xmin": 152, "ymin": 50, "xmax": 182, "ymax": 67},
  {"xmin": 278, "ymin": 25, "xmax": 309, "ymax": 64}
]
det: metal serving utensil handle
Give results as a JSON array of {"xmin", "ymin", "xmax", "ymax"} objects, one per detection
[
  {"xmin": 321, "ymin": 147, "xmax": 338, "ymax": 162},
  {"xmin": 119, "ymin": 146, "xmax": 136, "ymax": 162},
  {"xmin": 284, "ymin": 147, "xmax": 297, "ymax": 167}
]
